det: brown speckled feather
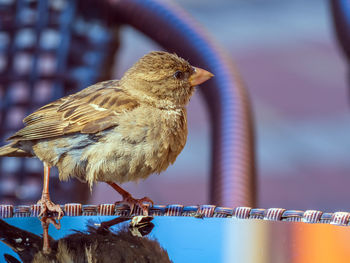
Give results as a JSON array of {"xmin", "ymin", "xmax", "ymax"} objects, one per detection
[{"xmin": 8, "ymin": 80, "xmax": 139, "ymax": 141}]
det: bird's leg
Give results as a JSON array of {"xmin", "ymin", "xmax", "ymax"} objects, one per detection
[
  {"xmin": 37, "ymin": 162, "xmax": 64, "ymax": 219},
  {"xmin": 40, "ymin": 216, "xmax": 60, "ymax": 255},
  {"xmin": 107, "ymin": 182, "xmax": 153, "ymax": 216},
  {"xmin": 42, "ymin": 220, "xmax": 51, "ymax": 255}
]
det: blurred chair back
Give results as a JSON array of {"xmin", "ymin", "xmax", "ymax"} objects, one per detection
[
  {"xmin": 0, "ymin": 0, "xmax": 119, "ymax": 204},
  {"xmin": 0, "ymin": 0, "xmax": 255, "ymax": 207}
]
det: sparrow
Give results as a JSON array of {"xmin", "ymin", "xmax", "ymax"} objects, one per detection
[
  {"xmin": 0, "ymin": 216, "xmax": 171, "ymax": 263},
  {"xmin": 0, "ymin": 51, "xmax": 214, "ymax": 218}
]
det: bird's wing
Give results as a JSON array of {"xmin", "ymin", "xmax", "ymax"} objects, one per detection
[{"xmin": 8, "ymin": 80, "xmax": 139, "ymax": 141}]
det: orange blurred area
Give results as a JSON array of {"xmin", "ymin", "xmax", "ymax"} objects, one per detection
[
  {"xmin": 292, "ymin": 223, "xmax": 350, "ymax": 262},
  {"xmin": 222, "ymin": 219, "xmax": 350, "ymax": 263}
]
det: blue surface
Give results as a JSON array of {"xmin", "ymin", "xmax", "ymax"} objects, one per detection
[
  {"xmin": 3, "ymin": 215, "xmax": 350, "ymax": 262},
  {"xmin": 1, "ymin": 216, "xmax": 226, "ymax": 263}
]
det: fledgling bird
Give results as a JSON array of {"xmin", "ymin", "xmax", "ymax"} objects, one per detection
[{"xmin": 0, "ymin": 51, "xmax": 213, "ymax": 217}]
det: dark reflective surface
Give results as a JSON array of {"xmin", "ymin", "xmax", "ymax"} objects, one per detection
[{"xmin": 2, "ymin": 216, "xmax": 350, "ymax": 262}]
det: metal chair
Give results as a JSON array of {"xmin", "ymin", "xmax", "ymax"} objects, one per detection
[
  {"xmin": 0, "ymin": 0, "xmax": 255, "ymax": 207},
  {"xmin": 331, "ymin": 0, "xmax": 350, "ymax": 89}
]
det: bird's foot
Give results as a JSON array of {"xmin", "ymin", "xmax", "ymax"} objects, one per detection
[
  {"xmin": 116, "ymin": 194, "xmax": 154, "ymax": 216},
  {"xmin": 37, "ymin": 194, "xmax": 64, "ymax": 220},
  {"xmin": 40, "ymin": 216, "xmax": 61, "ymax": 230}
]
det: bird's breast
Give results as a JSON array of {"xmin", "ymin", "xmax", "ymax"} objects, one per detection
[{"xmin": 81, "ymin": 107, "xmax": 188, "ymax": 184}]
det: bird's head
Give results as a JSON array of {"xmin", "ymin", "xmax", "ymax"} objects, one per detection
[{"xmin": 120, "ymin": 51, "xmax": 213, "ymax": 108}]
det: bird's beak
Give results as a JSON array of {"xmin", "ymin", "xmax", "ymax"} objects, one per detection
[{"xmin": 189, "ymin": 67, "xmax": 214, "ymax": 87}]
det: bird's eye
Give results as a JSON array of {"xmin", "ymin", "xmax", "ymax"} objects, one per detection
[{"xmin": 174, "ymin": 71, "xmax": 184, "ymax": 79}]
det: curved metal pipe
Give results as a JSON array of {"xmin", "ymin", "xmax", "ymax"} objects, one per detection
[
  {"xmin": 331, "ymin": 0, "xmax": 350, "ymax": 61},
  {"xmin": 109, "ymin": 0, "xmax": 256, "ymax": 207},
  {"xmin": 331, "ymin": 0, "xmax": 350, "ymax": 98}
]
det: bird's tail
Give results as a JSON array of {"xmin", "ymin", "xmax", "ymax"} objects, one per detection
[{"xmin": 0, "ymin": 143, "xmax": 31, "ymax": 157}]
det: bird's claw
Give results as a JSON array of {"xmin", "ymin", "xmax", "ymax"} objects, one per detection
[
  {"xmin": 41, "ymin": 216, "xmax": 61, "ymax": 230},
  {"xmin": 37, "ymin": 194, "xmax": 64, "ymax": 220},
  {"xmin": 116, "ymin": 195, "xmax": 154, "ymax": 216}
]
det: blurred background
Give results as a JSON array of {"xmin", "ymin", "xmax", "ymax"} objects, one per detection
[
  {"xmin": 98, "ymin": 0, "xmax": 350, "ymax": 212},
  {"xmin": 1, "ymin": 0, "xmax": 349, "ymax": 212}
]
